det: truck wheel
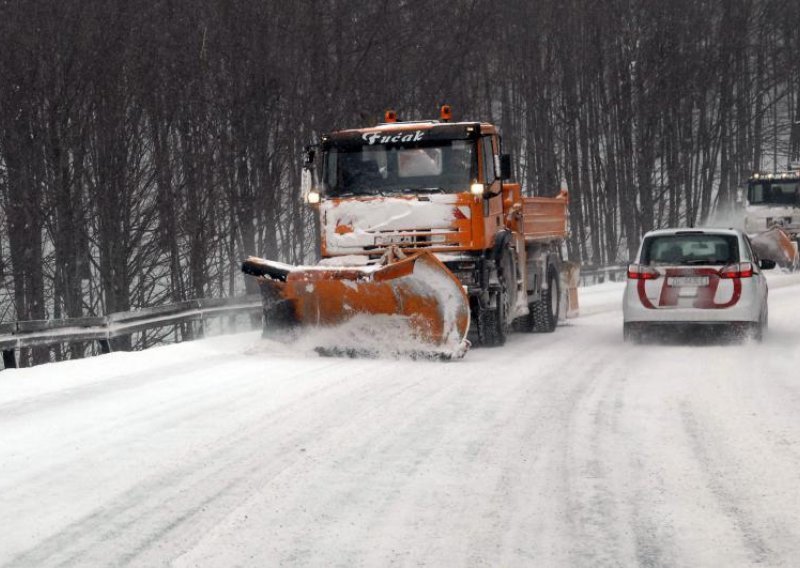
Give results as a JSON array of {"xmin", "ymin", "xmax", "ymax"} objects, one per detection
[
  {"xmin": 478, "ymin": 290, "xmax": 507, "ymax": 347},
  {"xmin": 531, "ymin": 264, "xmax": 559, "ymax": 333},
  {"xmin": 479, "ymin": 250, "xmax": 513, "ymax": 347}
]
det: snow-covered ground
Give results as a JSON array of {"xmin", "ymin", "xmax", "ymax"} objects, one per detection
[{"xmin": 3, "ymin": 271, "xmax": 800, "ymax": 566}]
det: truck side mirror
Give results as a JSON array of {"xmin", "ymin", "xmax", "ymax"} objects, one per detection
[
  {"xmin": 499, "ymin": 154, "xmax": 511, "ymax": 180},
  {"xmin": 302, "ymin": 145, "xmax": 321, "ymax": 203},
  {"xmin": 303, "ymin": 146, "xmax": 315, "ymax": 166},
  {"xmin": 302, "ymin": 168, "xmax": 321, "ymax": 204}
]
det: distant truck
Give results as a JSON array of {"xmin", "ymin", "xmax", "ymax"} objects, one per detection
[
  {"xmin": 741, "ymin": 168, "xmax": 800, "ymax": 269},
  {"xmin": 242, "ymin": 106, "xmax": 579, "ymax": 357}
]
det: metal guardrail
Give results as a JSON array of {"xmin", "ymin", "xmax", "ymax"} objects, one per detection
[
  {"xmin": 0, "ymin": 295, "xmax": 262, "ymax": 370},
  {"xmin": 578, "ymin": 265, "xmax": 627, "ymax": 287},
  {"xmin": 1, "ymin": 266, "xmax": 631, "ymax": 370}
]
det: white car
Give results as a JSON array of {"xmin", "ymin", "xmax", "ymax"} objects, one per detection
[{"xmin": 623, "ymin": 228, "xmax": 774, "ymax": 342}]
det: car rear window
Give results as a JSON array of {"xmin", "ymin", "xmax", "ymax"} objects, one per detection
[{"xmin": 641, "ymin": 233, "xmax": 739, "ymax": 266}]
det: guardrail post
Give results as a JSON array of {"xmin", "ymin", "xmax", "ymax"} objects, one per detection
[
  {"xmin": 98, "ymin": 339, "xmax": 112, "ymax": 354},
  {"xmin": 3, "ymin": 349, "xmax": 16, "ymax": 369}
]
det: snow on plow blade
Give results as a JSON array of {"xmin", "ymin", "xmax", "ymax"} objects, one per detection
[{"xmin": 241, "ymin": 251, "xmax": 470, "ymax": 358}]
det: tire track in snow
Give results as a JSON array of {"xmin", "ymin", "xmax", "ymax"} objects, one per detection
[
  {"xmin": 358, "ymin": 355, "xmax": 598, "ymax": 566},
  {"xmin": 0, "ymin": 357, "xmax": 345, "ymax": 512},
  {"xmin": 3, "ymin": 358, "xmax": 469, "ymax": 567},
  {"xmin": 2, "ymin": 358, "xmax": 388, "ymax": 567},
  {"xmin": 172, "ymin": 331, "xmax": 613, "ymax": 567},
  {"xmin": 679, "ymin": 402, "xmax": 773, "ymax": 565},
  {"xmin": 561, "ymin": 355, "xmax": 644, "ymax": 567},
  {"xmin": 0, "ymin": 353, "xmax": 228, "ymax": 421}
]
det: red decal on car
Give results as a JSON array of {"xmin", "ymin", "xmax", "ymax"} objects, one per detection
[
  {"xmin": 639, "ymin": 268, "xmax": 742, "ymax": 309},
  {"xmin": 637, "ymin": 279, "xmax": 657, "ymax": 309}
]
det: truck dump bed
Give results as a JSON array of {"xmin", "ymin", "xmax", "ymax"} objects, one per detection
[{"xmin": 521, "ymin": 194, "xmax": 569, "ymax": 242}]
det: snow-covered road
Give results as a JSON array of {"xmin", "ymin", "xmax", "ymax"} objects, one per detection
[{"xmin": 3, "ymin": 273, "xmax": 800, "ymax": 567}]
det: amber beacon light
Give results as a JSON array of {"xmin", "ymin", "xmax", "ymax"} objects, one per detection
[
  {"xmin": 440, "ymin": 104, "xmax": 452, "ymax": 122},
  {"xmin": 384, "ymin": 109, "xmax": 398, "ymax": 123}
]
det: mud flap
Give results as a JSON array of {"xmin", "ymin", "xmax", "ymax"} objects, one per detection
[{"xmin": 560, "ymin": 261, "xmax": 580, "ymax": 318}]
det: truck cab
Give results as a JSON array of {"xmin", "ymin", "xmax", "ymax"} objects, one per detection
[
  {"xmin": 309, "ymin": 118, "xmax": 510, "ymax": 260},
  {"xmin": 743, "ymin": 170, "xmax": 800, "ymax": 237}
]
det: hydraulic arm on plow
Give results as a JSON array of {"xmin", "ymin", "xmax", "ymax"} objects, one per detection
[{"xmin": 242, "ymin": 107, "xmax": 579, "ymax": 358}]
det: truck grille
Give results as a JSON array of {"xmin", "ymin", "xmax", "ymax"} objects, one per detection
[{"xmin": 366, "ymin": 229, "xmax": 460, "ymax": 249}]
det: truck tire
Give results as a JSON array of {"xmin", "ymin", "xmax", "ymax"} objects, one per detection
[
  {"xmin": 478, "ymin": 297, "xmax": 506, "ymax": 347},
  {"xmin": 531, "ymin": 264, "xmax": 559, "ymax": 333},
  {"xmin": 478, "ymin": 248, "xmax": 513, "ymax": 347}
]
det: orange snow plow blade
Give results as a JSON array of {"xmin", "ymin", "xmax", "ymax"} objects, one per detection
[
  {"xmin": 751, "ymin": 227, "xmax": 799, "ymax": 268},
  {"xmin": 242, "ymin": 251, "xmax": 470, "ymax": 358}
]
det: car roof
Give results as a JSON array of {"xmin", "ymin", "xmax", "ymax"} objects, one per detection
[{"xmin": 643, "ymin": 227, "xmax": 743, "ymax": 238}]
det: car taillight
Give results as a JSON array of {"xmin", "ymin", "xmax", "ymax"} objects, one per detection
[
  {"xmin": 627, "ymin": 264, "xmax": 660, "ymax": 280},
  {"xmin": 719, "ymin": 262, "xmax": 753, "ymax": 278}
]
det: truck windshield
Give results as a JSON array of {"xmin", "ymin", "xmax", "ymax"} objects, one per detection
[
  {"xmin": 748, "ymin": 180, "xmax": 800, "ymax": 206},
  {"xmin": 323, "ymin": 139, "xmax": 477, "ymax": 196}
]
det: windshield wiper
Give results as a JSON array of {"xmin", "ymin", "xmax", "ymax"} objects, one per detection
[
  {"xmin": 331, "ymin": 189, "xmax": 384, "ymax": 198},
  {"xmin": 413, "ymin": 187, "xmax": 446, "ymax": 194}
]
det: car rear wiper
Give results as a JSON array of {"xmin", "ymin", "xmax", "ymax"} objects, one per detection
[{"xmin": 683, "ymin": 259, "xmax": 727, "ymax": 265}]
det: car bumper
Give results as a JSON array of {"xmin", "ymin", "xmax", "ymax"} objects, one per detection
[{"xmin": 622, "ymin": 282, "xmax": 762, "ymax": 323}]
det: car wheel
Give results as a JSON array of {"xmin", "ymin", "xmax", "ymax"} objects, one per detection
[{"xmin": 750, "ymin": 322, "xmax": 763, "ymax": 342}]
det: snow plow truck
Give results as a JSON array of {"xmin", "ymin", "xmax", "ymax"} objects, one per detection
[
  {"xmin": 741, "ymin": 168, "xmax": 800, "ymax": 270},
  {"xmin": 242, "ymin": 106, "xmax": 579, "ymax": 358}
]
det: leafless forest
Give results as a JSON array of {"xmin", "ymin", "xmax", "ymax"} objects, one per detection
[{"xmin": 1, "ymin": 0, "xmax": 799, "ymax": 357}]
